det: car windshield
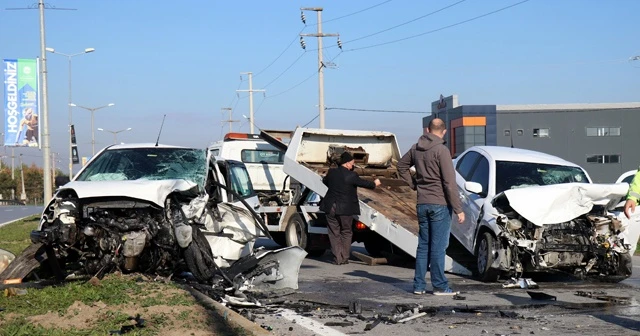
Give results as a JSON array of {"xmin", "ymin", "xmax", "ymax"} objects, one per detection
[
  {"xmin": 75, "ymin": 147, "xmax": 207, "ymax": 186},
  {"xmin": 495, "ymin": 161, "xmax": 589, "ymax": 195}
]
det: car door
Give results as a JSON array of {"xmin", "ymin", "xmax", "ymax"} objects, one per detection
[
  {"xmin": 464, "ymin": 155, "xmax": 490, "ymax": 249},
  {"xmin": 452, "ymin": 151, "xmax": 481, "ymax": 252}
]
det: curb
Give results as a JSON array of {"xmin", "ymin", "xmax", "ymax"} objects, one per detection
[
  {"xmin": 183, "ymin": 285, "xmax": 272, "ymax": 336},
  {"xmin": 0, "ymin": 214, "xmax": 40, "ymax": 229}
]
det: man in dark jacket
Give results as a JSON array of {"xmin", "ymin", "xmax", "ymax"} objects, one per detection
[
  {"xmin": 397, "ymin": 118, "xmax": 465, "ymax": 295},
  {"xmin": 320, "ymin": 151, "xmax": 381, "ymax": 265}
]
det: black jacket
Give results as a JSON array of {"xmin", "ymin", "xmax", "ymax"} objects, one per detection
[{"xmin": 320, "ymin": 166, "xmax": 376, "ymax": 216}]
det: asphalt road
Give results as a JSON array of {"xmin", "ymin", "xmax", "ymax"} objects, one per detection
[
  {"xmin": 252, "ymin": 239, "xmax": 640, "ymax": 336},
  {"xmin": 0, "ymin": 205, "xmax": 42, "ymax": 226}
]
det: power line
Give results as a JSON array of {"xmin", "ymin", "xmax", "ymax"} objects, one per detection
[
  {"xmin": 262, "ymin": 52, "xmax": 308, "ymax": 88},
  {"xmin": 344, "ymin": 0, "xmax": 530, "ymax": 52},
  {"xmin": 302, "ymin": 114, "xmax": 320, "ymax": 127},
  {"xmin": 325, "ymin": 107, "xmax": 429, "ymax": 114},
  {"xmin": 306, "ymin": 0, "xmax": 466, "ymax": 52},
  {"xmin": 345, "ymin": 0, "xmax": 466, "ymax": 46},
  {"xmin": 266, "ymin": 52, "xmax": 343, "ymax": 99},
  {"xmin": 254, "ymin": 27, "xmax": 307, "ymax": 78},
  {"xmin": 320, "ymin": 0, "xmax": 393, "ymax": 25}
]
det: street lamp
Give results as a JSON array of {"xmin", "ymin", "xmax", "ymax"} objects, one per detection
[
  {"xmin": 97, "ymin": 127, "xmax": 132, "ymax": 144},
  {"xmin": 69, "ymin": 103, "xmax": 115, "ymax": 155},
  {"xmin": 46, "ymin": 47, "xmax": 95, "ymax": 178}
]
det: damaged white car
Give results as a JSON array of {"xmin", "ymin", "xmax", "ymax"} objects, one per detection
[
  {"xmin": 0, "ymin": 143, "xmax": 306, "ymax": 291},
  {"xmin": 452, "ymin": 146, "xmax": 639, "ymax": 282}
]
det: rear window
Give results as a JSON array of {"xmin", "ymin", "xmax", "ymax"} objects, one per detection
[{"xmin": 240, "ymin": 149, "xmax": 284, "ymax": 164}]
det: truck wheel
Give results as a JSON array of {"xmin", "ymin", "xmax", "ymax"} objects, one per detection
[
  {"xmin": 285, "ymin": 213, "xmax": 325, "ymax": 257},
  {"xmin": 476, "ymin": 232, "xmax": 500, "ymax": 282},
  {"xmin": 363, "ymin": 232, "xmax": 392, "ymax": 258}
]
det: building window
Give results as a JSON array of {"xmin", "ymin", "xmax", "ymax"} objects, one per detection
[
  {"xmin": 586, "ymin": 127, "xmax": 621, "ymax": 137},
  {"xmin": 504, "ymin": 130, "xmax": 511, "ymax": 136},
  {"xmin": 586, "ymin": 154, "xmax": 621, "ymax": 164},
  {"xmin": 516, "ymin": 129, "xmax": 524, "ymax": 136},
  {"xmin": 454, "ymin": 126, "xmax": 485, "ymax": 156},
  {"xmin": 533, "ymin": 128, "xmax": 549, "ymax": 138}
]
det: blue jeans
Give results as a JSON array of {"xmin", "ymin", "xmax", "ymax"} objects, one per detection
[{"xmin": 414, "ymin": 203, "xmax": 452, "ymax": 292}]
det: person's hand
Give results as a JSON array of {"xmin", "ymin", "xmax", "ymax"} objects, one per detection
[
  {"xmin": 374, "ymin": 179, "xmax": 381, "ymax": 187},
  {"xmin": 456, "ymin": 212, "xmax": 465, "ymax": 224},
  {"xmin": 624, "ymin": 199, "xmax": 636, "ymax": 219}
]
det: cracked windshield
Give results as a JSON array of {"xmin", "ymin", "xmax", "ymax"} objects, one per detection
[
  {"xmin": 75, "ymin": 148, "xmax": 207, "ymax": 185},
  {"xmin": 495, "ymin": 161, "xmax": 589, "ymax": 194}
]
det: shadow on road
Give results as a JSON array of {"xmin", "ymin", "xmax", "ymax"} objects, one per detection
[
  {"xmin": 344, "ymin": 269, "xmax": 407, "ymax": 284},
  {"xmin": 591, "ymin": 313, "xmax": 640, "ymax": 332}
]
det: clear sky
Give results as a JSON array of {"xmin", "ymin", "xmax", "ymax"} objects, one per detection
[{"xmin": 1, "ymin": 0, "xmax": 639, "ymax": 171}]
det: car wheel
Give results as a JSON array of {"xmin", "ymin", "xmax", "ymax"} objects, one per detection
[
  {"xmin": 184, "ymin": 226, "xmax": 216, "ymax": 283},
  {"xmin": 285, "ymin": 213, "xmax": 325, "ymax": 257},
  {"xmin": 476, "ymin": 232, "xmax": 500, "ymax": 282}
]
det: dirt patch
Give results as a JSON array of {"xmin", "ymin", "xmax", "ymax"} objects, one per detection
[{"xmin": 28, "ymin": 299, "xmax": 212, "ymax": 333}]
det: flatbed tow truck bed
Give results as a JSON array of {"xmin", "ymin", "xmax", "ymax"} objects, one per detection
[{"xmin": 279, "ymin": 128, "xmax": 472, "ymax": 275}]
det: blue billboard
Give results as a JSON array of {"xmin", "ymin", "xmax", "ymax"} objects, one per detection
[{"xmin": 3, "ymin": 58, "xmax": 41, "ymax": 148}]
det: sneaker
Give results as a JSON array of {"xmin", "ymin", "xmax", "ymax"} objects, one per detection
[
  {"xmin": 432, "ymin": 288, "xmax": 460, "ymax": 296},
  {"xmin": 413, "ymin": 290, "xmax": 426, "ymax": 295}
]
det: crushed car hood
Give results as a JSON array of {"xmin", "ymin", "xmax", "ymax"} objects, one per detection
[
  {"xmin": 59, "ymin": 180, "xmax": 199, "ymax": 207},
  {"xmin": 493, "ymin": 183, "xmax": 628, "ymax": 226}
]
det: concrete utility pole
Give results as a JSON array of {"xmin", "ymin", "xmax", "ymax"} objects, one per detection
[
  {"xmin": 236, "ymin": 72, "xmax": 265, "ymax": 134},
  {"xmin": 300, "ymin": 7, "xmax": 339, "ymax": 129},
  {"xmin": 11, "ymin": 148, "xmax": 15, "ymax": 180},
  {"xmin": 38, "ymin": 0, "xmax": 53, "ymax": 202},
  {"xmin": 221, "ymin": 107, "xmax": 239, "ymax": 133},
  {"xmin": 51, "ymin": 152, "xmax": 57, "ymax": 181},
  {"xmin": 19, "ymin": 154, "xmax": 26, "ymax": 202}
]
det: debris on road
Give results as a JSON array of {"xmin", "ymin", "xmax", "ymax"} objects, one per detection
[
  {"xmin": 575, "ymin": 291, "xmax": 631, "ymax": 305},
  {"xmin": 503, "ymin": 277, "xmax": 539, "ymax": 289},
  {"xmin": 527, "ymin": 291, "xmax": 557, "ymax": 301}
]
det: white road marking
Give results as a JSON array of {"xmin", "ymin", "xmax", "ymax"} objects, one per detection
[{"xmin": 277, "ymin": 308, "xmax": 349, "ymax": 336}]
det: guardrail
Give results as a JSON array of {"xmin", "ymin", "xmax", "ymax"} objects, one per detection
[{"xmin": 0, "ymin": 200, "xmax": 27, "ymax": 206}]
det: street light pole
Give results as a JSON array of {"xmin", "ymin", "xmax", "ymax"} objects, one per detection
[
  {"xmin": 46, "ymin": 47, "xmax": 95, "ymax": 178},
  {"xmin": 69, "ymin": 103, "xmax": 115, "ymax": 155},
  {"xmin": 97, "ymin": 127, "xmax": 132, "ymax": 144}
]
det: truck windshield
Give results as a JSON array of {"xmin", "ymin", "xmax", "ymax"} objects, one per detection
[
  {"xmin": 495, "ymin": 161, "xmax": 589, "ymax": 195},
  {"xmin": 75, "ymin": 148, "xmax": 207, "ymax": 186}
]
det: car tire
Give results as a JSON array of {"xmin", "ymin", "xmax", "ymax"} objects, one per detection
[
  {"xmin": 285, "ymin": 213, "xmax": 325, "ymax": 257},
  {"xmin": 184, "ymin": 226, "xmax": 216, "ymax": 283},
  {"xmin": 476, "ymin": 232, "xmax": 500, "ymax": 282}
]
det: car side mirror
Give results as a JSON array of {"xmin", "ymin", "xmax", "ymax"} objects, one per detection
[{"xmin": 464, "ymin": 181, "xmax": 483, "ymax": 195}]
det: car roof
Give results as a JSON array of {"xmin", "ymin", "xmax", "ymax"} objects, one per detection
[
  {"xmin": 106, "ymin": 143, "xmax": 195, "ymax": 150},
  {"xmin": 470, "ymin": 146, "xmax": 582, "ymax": 168}
]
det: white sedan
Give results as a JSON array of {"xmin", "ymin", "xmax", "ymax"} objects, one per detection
[{"xmin": 451, "ymin": 146, "xmax": 637, "ymax": 282}]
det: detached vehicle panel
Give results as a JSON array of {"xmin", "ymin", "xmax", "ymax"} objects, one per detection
[
  {"xmin": 1, "ymin": 143, "xmax": 306, "ymax": 291},
  {"xmin": 452, "ymin": 146, "xmax": 638, "ymax": 282}
]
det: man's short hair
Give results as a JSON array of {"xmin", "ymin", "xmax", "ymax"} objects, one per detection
[{"xmin": 428, "ymin": 118, "xmax": 446, "ymax": 132}]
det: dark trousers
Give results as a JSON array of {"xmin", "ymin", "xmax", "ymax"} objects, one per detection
[{"xmin": 326, "ymin": 204, "xmax": 353, "ymax": 264}]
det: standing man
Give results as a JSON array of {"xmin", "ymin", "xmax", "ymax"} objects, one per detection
[
  {"xmin": 320, "ymin": 151, "xmax": 381, "ymax": 265},
  {"xmin": 397, "ymin": 118, "xmax": 465, "ymax": 295}
]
